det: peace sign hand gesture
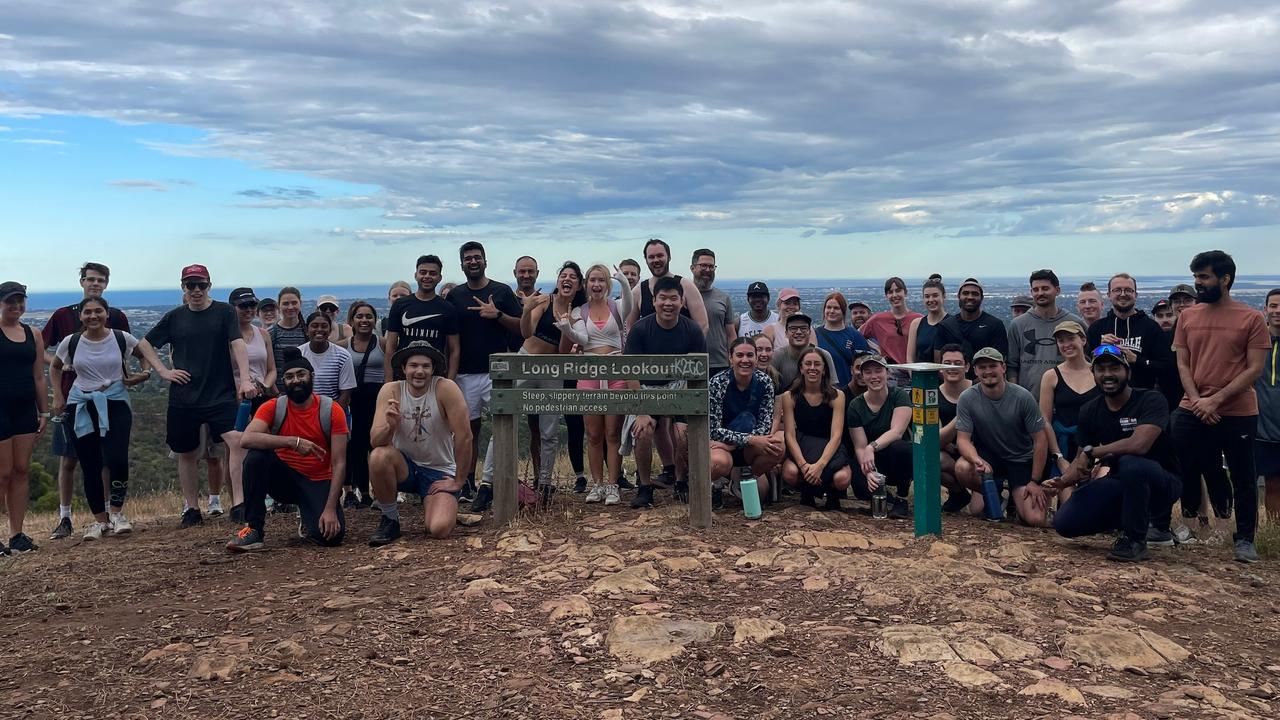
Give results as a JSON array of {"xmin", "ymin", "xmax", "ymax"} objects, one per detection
[{"xmin": 470, "ymin": 295, "xmax": 500, "ymax": 319}]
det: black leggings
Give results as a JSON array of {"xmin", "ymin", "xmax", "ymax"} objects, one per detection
[
  {"xmin": 69, "ymin": 400, "xmax": 132, "ymax": 514},
  {"xmin": 1172, "ymin": 410, "xmax": 1258, "ymax": 542},
  {"xmin": 1054, "ymin": 455, "xmax": 1180, "ymax": 542},
  {"xmin": 851, "ymin": 439, "xmax": 913, "ymax": 500},
  {"xmin": 346, "ymin": 383, "xmax": 379, "ymax": 495},
  {"xmin": 563, "ymin": 380, "xmax": 585, "ymax": 475},
  {"xmin": 243, "ymin": 448, "xmax": 345, "ymax": 545}
]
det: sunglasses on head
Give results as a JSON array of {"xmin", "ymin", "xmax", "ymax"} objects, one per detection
[
  {"xmin": 1091, "ymin": 345, "xmax": 1125, "ymax": 361},
  {"xmin": 183, "ymin": 281, "xmax": 209, "ymax": 291}
]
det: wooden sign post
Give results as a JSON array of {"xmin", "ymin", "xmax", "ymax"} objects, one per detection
[
  {"xmin": 894, "ymin": 362, "xmax": 947, "ymax": 537},
  {"xmin": 488, "ymin": 353, "xmax": 711, "ymax": 528}
]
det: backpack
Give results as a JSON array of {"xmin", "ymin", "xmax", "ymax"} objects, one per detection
[
  {"xmin": 271, "ymin": 395, "xmax": 334, "ymax": 441},
  {"xmin": 67, "ymin": 329, "xmax": 130, "ymax": 380}
]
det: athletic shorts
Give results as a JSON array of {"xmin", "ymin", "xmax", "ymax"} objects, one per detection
[
  {"xmin": 982, "ymin": 453, "xmax": 1035, "ymax": 490},
  {"xmin": 456, "ymin": 373, "xmax": 492, "ymax": 421},
  {"xmin": 577, "ymin": 379, "xmax": 628, "ymax": 391},
  {"xmin": 166, "ymin": 404, "xmax": 237, "ymax": 455},
  {"xmin": 51, "ymin": 418, "xmax": 78, "ymax": 459},
  {"xmin": 0, "ymin": 394, "xmax": 38, "ymax": 441},
  {"xmin": 1256, "ymin": 439, "xmax": 1280, "ymax": 477},
  {"xmin": 397, "ymin": 452, "xmax": 462, "ymax": 499}
]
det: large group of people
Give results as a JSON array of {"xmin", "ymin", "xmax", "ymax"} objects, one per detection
[{"xmin": 1, "ymin": 246, "xmax": 1277, "ymax": 567}]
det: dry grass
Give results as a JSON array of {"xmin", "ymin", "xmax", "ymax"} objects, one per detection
[{"xmin": 1257, "ymin": 512, "xmax": 1280, "ymax": 560}]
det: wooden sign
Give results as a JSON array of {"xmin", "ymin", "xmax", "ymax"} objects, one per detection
[
  {"xmin": 492, "ymin": 388, "xmax": 707, "ymax": 416},
  {"xmin": 489, "ymin": 353, "xmax": 708, "ymax": 381}
]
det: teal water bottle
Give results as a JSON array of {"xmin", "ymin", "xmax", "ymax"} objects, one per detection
[{"xmin": 739, "ymin": 468, "xmax": 762, "ymax": 519}]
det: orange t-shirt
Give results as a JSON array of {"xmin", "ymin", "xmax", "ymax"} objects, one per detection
[
  {"xmin": 1174, "ymin": 299, "xmax": 1270, "ymax": 416},
  {"xmin": 253, "ymin": 396, "xmax": 350, "ymax": 481}
]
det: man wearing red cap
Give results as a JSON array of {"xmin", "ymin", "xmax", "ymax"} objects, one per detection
[{"xmin": 136, "ymin": 264, "xmax": 256, "ymax": 528}]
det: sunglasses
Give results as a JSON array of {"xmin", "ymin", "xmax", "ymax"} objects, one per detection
[
  {"xmin": 183, "ymin": 281, "xmax": 209, "ymax": 291},
  {"xmin": 894, "ymin": 317, "xmax": 904, "ymax": 336},
  {"xmin": 1091, "ymin": 345, "xmax": 1126, "ymax": 361},
  {"xmin": 319, "ymin": 304, "xmax": 338, "ymax": 312},
  {"xmin": 237, "ymin": 302, "xmax": 259, "ymax": 310}
]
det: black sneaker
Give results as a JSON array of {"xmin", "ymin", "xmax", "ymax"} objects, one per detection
[
  {"xmin": 459, "ymin": 476, "xmax": 478, "ymax": 503},
  {"xmin": 355, "ymin": 495, "xmax": 373, "ymax": 510},
  {"xmin": 1145, "ymin": 525, "xmax": 1175, "ymax": 547},
  {"xmin": 229, "ymin": 504, "xmax": 245, "ymax": 523},
  {"xmin": 630, "ymin": 485, "xmax": 654, "ymax": 508},
  {"xmin": 616, "ymin": 473, "xmax": 634, "ymax": 490},
  {"xmin": 470, "ymin": 483, "xmax": 493, "ymax": 513},
  {"xmin": 0, "ymin": 540, "xmax": 8, "ymax": 556},
  {"xmin": 343, "ymin": 491, "xmax": 358, "ymax": 509},
  {"xmin": 1108, "ymin": 537, "xmax": 1149, "ymax": 563},
  {"xmin": 178, "ymin": 508, "xmax": 203, "ymax": 529},
  {"xmin": 653, "ymin": 467, "xmax": 675, "ymax": 489},
  {"xmin": 368, "ymin": 516, "xmax": 402, "ymax": 547},
  {"xmin": 799, "ymin": 487, "xmax": 818, "ymax": 508},
  {"xmin": 824, "ymin": 492, "xmax": 844, "ymax": 512},
  {"xmin": 49, "ymin": 516, "xmax": 73, "ymax": 540},
  {"xmin": 887, "ymin": 496, "xmax": 911, "ymax": 520},
  {"xmin": 540, "ymin": 483, "xmax": 556, "ymax": 508},
  {"xmin": 673, "ymin": 480, "xmax": 689, "ymax": 503},
  {"xmin": 574, "ymin": 475, "xmax": 588, "ymax": 494},
  {"xmin": 226, "ymin": 526, "xmax": 265, "ymax": 553},
  {"xmin": 712, "ymin": 483, "xmax": 725, "ymax": 510},
  {"xmin": 942, "ymin": 489, "xmax": 970, "ymax": 514},
  {"xmin": 8, "ymin": 533, "xmax": 38, "ymax": 553}
]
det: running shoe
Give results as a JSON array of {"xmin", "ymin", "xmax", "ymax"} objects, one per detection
[
  {"xmin": 49, "ymin": 516, "xmax": 73, "ymax": 540},
  {"xmin": 603, "ymin": 485, "xmax": 621, "ymax": 506},
  {"xmin": 1108, "ymin": 537, "xmax": 1148, "ymax": 562},
  {"xmin": 574, "ymin": 475, "xmax": 588, "ymax": 494},
  {"xmin": 630, "ymin": 485, "xmax": 654, "ymax": 508},
  {"xmin": 207, "ymin": 496, "xmax": 224, "ymax": 516},
  {"xmin": 1145, "ymin": 525, "xmax": 1174, "ymax": 547},
  {"xmin": 886, "ymin": 496, "xmax": 911, "ymax": 520},
  {"xmin": 109, "ymin": 513, "xmax": 133, "ymax": 535},
  {"xmin": 8, "ymin": 533, "xmax": 39, "ymax": 553},
  {"xmin": 368, "ymin": 516, "xmax": 402, "ymax": 547},
  {"xmin": 616, "ymin": 473, "xmax": 635, "ymax": 490},
  {"xmin": 82, "ymin": 522, "xmax": 108, "ymax": 541},
  {"xmin": 1235, "ymin": 540, "xmax": 1260, "ymax": 564},
  {"xmin": 226, "ymin": 526, "xmax": 265, "ymax": 553},
  {"xmin": 229, "ymin": 504, "xmax": 245, "ymax": 523},
  {"xmin": 178, "ymin": 508, "xmax": 203, "ymax": 529},
  {"xmin": 584, "ymin": 485, "xmax": 606, "ymax": 503}
]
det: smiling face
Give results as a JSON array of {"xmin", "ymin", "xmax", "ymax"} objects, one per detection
[
  {"xmin": 692, "ymin": 254, "xmax": 716, "ymax": 290},
  {"xmin": 80, "ymin": 269, "xmax": 108, "ymax": 300},
  {"xmin": 79, "ymin": 300, "xmax": 107, "ymax": 330},
  {"xmin": 748, "ymin": 293, "xmax": 769, "ymax": 313},
  {"xmin": 1170, "ymin": 294, "xmax": 1194, "ymax": 314},
  {"xmin": 307, "ymin": 315, "xmax": 332, "ymax": 343},
  {"xmin": 403, "ymin": 354, "xmax": 435, "ymax": 389},
  {"xmin": 922, "ymin": 286, "xmax": 943, "ymax": 313},
  {"xmin": 619, "ymin": 262, "xmax": 640, "ymax": 289},
  {"xmin": 514, "ymin": 257, "xmax": 539, "ymax": 294},
  {"xmin": 884, "ymin": 281, "xmax": 906, "ymax": 310},
  {"xmin": 182, "ymin": 278, "xmax": 210, "ymax": 307},
  {"xmin": 1092, "ymin": 358, "xmax": 1129, "ymax": 397},
  {"xmin": 785, "ymin": 320, "xmax": 810, "ymax": 349},
  {"xmin": 973, "ymin": 358, "xmax": 1004, "ymax": 388},
  {"xmin": 586, "ymin": 267, "xmax": 610, "ymax": 300},
  {"xmin": 752, "ymin": 335, "xmax": 774, "ymax": 367},
  {"xmin": 644, "ymin": 244, "xmax": 670, "ymax": 277},
  {"xmin": 1076, "ymin": 290, "xmax": 1103, "ymax": 322},
  {"xmin": 1267, "ymin": 294, "xmax": 1280, "ymax": 330},
  {"xmin": 731, "ymin": 342, "xmax": 757, "ymax": 379},
  {"xmin": 416, "ymin": 261, "xmax": 442, "ymax": 294},
  {"xmin": 352, "ymin": 306, "xmax": 376, "ymax": 335},
  {"xmin": 848, "ymin": 305, "xmax": 870, "ymax": 328},
  {"xmin": 236, "ymin": 301, "xmax": 258, "ymax": 325},
  {"xmin": 957, "ymin": 287, "xmax": 983, "ymax": 314},
  {"xmin": 823, "ymin": 298, "xmax": 845, "ymax": 325},
  {"xmin": 654, "ymin": 288, "xmax": 682, "ymax": 323},
  {"xmin": 860, "ymin": 362, "xmax": 887, "ymax": 391},
  {"xmin": 779, "ymin": 297, "xmax": 801, "ymax": 319},
  {"xmin": 557, "ymin": 266, "xmax": 581, "ymax": 299},
  {"xmin": 1108, "ymin": 276, "xmax": 1137, "ymax": 313},
  {"xmin": 1055, "ymin": 331, "xmax": 1085, "ymax": 359},
  {"xmin": 461, "ymin": 248, "xmax": 487, "ymax": 282},
  {"xmin": 258, "ymin": 304, "xmax": 277, "ymax": 326},
  {"xmin": 800, "ymin": 352, "xmax": 826, "ymax": 385},
  {"xmin": 940, "ymin": 349, "xmax": 967, "ymax": 382}
]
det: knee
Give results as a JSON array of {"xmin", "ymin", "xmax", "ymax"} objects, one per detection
[
  {"xmin": 369, "ymin": 446, "xmax": 397, "ymax": 473},
  {"xmin": 832, "ymin": 467, "xmax": 852, "ymax": 491},
  {"xmin": 781, "ymin": 463, "xmax": 799, "ymax": 486},
  {"xmin": 243, "ymin": 448, "xmax": 273, "ymax": 471},
  {"xmin": 427, "ymin": 518, "xmax": 455, "ymax": 539},
  {"xmin": 709, "ymin": 452, "xmax": 731, "ymax": 477}
]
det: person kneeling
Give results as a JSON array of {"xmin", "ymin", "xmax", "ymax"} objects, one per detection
[
  {"xmin": 780, "ymin": 346, "xmax": 851, "ymax": 510},
  {"xmin": 709, "ymin": 338, "xmax": 784, "ymax": 507},
  {"xmin": 1045, "ymin": 345, "xmax": 1181, "ymax": 562},
  {"xmin": 226, "ymin": 348, "xmax": 347, "ymax": 552},
  {"xmin": 367, "ymin": 341, "xmax": 472, "ymax": 545},
  {"xmin": 847, "ymin": 354, "xmax": 913, "ymax": 519}
]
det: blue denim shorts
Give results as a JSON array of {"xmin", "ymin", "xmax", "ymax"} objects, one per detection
[{"xmin": 396, "ymin": 452, "xmax": 461, "ymax": 499}]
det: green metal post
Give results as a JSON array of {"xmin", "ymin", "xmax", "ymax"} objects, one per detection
[{"xmin": 907, "ymin": 366, "xmax": 943, "ymax": 537}]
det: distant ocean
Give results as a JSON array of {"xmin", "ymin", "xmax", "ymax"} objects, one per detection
[{"xmin": 23, "ymin": 276, "xmax": 1280, "ymax": 326}]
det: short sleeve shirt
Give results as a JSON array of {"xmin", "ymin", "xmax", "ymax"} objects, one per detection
[
  {"xmin": 1173, "ymin": 299, "xmax": 1271, "ymax": 416},
  {"xmin": 299, "ymin": 343, "xmax": 357, "ymax": 399},
  {"xmin": 42, "ymin": 303, "xmax": 130, "ymax": 396},
  {"xmin": 55, "ymin": 331, "xmax": 140, "ymax": 392},
  {"xmin": 860, "ymin": 311, "xmax": 923, "ymax": 364},
  {"xmin": 624, "ymin": 315, "xmax": 707, "ymax": 387},
  {"xmin": 386, "ymin": 295, "xmax": 458, "ymax": 358},
  {"xmin": 1076, "ymin": 389, "xmax": 1176, "ymax": 473},
  {"xmin": 144, "ymin": 301, "xmax": 239, "ymax": 408},
  {"xmin": 700, "ymin": 287, "xmax": 735, "ymax": 368},
  {"xmin": 253, "ymin": 397, "xmax": 349, "ymax": 481},
  {"xmin": 847, "ymin": 387, "xmax": 912, "ymax": 442},
  {"xmin": 448, "ymin": 280, "xmax": 522, "ymax": 374},
  {"xmin": 955, "ymin": 383, "xmax": 1045, "ymax": 462}
]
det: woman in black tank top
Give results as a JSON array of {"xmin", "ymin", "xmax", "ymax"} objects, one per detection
[
  {"xmin": 779, "ymin": 347, "xmax": 852, "ymax": 509},
  {"xmin": 0, "ymin": 281, "xmax": 48, "ymax": 553},
  {"xmin": 1039, "ymin": 325, "xmax": 1098, "ymax": 479}
]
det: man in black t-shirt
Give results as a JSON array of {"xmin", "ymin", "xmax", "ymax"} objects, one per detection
[
  {"xmin": 624, "ymin": 276, "xmax": 708, "ymax": 508},
  {"xmin": 137, "ymin": 264, "xmax": 255, "ymax": 529},
  {"xmin": 383, "ymin": 254, "xmax": 460, "ymax": 380},
  {"xmin": 1046, "ymin": 345, "xmax": 1181, "ymax": 562},
  {"xmin": 931, "ymin": 277, "xmax": 1008, "ymax": 375},
  {"xmin": 447, "ymin": 241, "xmax": 522, "ymax": 502}
]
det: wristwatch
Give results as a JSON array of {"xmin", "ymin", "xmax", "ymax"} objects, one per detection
[
  {"xmin": 870, "ymin": 440, "xmax": 880, "ymax": 452},
  {"xmin": 1050, "ymin": 452, "xmax": 1063, "ymax": 461},
  {"xmin": 1081, "ymin": 446, "xmax": 1095, "ymax": 462}
]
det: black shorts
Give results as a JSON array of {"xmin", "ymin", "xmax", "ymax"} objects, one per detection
[
  {"xmin": 167, "ymin": 403, "xmax": 237, "ymax": 454},
  {"xmin": 0, "ymin": 394, "xmax": 39, "ymax": 441},
  {"xmin": 730, "ymin": 447, "xmax": 748, "ymax": 467},
  {"xmin": 983, "ymin": 454, "xmax": 1035, "ymax": 490}
]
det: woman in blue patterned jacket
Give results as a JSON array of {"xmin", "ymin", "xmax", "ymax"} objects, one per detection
[{"xmin": 709, "ymin": 338, "xmax": 785, "ymax": 504}]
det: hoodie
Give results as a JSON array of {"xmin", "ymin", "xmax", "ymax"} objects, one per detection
[
  {"xmin": 1086, "ymin": 309, "xmax": 1172, "ymax": 391},
  {"xmin": 1258, "ymin": 334, "xmax": 1280, "ymax": 442},
  {"xmin": 1007, "ymin": 307, "xmax": 1082, "ymax": 395}
]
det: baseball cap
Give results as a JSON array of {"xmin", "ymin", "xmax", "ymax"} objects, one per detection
[
  {"xmin": 1169, "ymin": 283, "xmax": 1196, "ymax": 300},
  {"xmin": 180, "ymin": 264, "xmax": 210, "ymax": 281},
  {"xmin": 959, "ymin": 277, "xmax": 985, "ymax": 295},
  {"xmin": 1052, "ymin": 320, "xmax": 1086, "ymax": 337},
  {"xmin": 1010, "ymin": 294, "xmax": 1034, "ymax": 309},
  {"xmin": 0, "ymin": 281, "xmax": 27, "ymax": 303},
  {"xmin": 391, "ymin": 340, "xmax": 446, "ymax": 371},
  {"xmin": 1151, "ymin": 298, "xmax": 1171, "ymax": 313},
  {"xmin": 746, "ymin": 281, "xmax": 769, "ymax": 296},
  {"xmin": 258, "ymin": 297, "xmax": 278, "ymax": 309},
  {"xmin": 858, "ymin": 353, "xmax": 889, "ymax": 370},
  {"xmin": 1091, "ymin": 344, "xmax": 1130, "ymax": 367},
  {"xmin": 784, "ymin": 313, "xmax": 813, "ymax": 328},
  {"xmin": 316, "ymin": 294, "xmax": 340, "ymax": 310},
  {"xmin": 228, "ymin": 288, "xmax": 259, "ymax": 306},
  {"xmin": 972, "ymin": 347, "xmax": 1005, "ymax": 364},
  {"xmin": 847, "ymin": 299, "xmax": 870, "ymax": 311},
  {"xmin": 778, "ymin": 288, "xmax": 800, "ymax": 302}
]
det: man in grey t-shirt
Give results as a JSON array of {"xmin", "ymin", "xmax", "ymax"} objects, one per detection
[
  {"xmin": 691, "ymin": 249, "xmax": 736, "ymax": 377},
  {"xmin": 953, "ymin": 347, "xmax": 1050, "ymax": 526},
  {"xmin": 1006, "ymin": 269, "xmax": 1083, "ymax": 395}
]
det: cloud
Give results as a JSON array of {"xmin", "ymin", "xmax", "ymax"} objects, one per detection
[
  {"xmin": 109, "ymin": 178, "xmax": 168, "ymax": 191},
  {"xmin": 1, "ymin": 1, "xmax": 1279, "ymax": 239},
  {"xmin": 6, "ymin": 137, "xmax": 67, "ymax": 145}
]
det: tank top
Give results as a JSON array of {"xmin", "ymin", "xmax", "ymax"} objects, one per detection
[
  {"xmin": 639, "ymin": 275, "xmax": 693, "ymax": 319},
  {"xmin": 392, "ymin": 378, "xmax": 456, "ymax": 475},
  {"xmin": 792, "ymin": 391, "xmax": 835, "ymax": 438},
  {"xmin": 739, "ymin": 311, "xmax": 779, "ymax": 338},
  {"xmin": 237, "ymin": 326, "xmax": 269, "ymax": 384},
  {"xmin": 270, "ymin": 320, "xmax": 309, "ymax": 390},
  {"xmin": 0, "ymin": 324, "xmax": 36, "ymax": 399},
  {"xmin": 915, "ymin": 315, "xmax": 945, "ymax": 362},
  {"xmin": 533, "ymin": 302, "xmax": 563, "ymax": 346},
  {"xmin": 1051, "ymin": 366, "xmax": 1099, "ymax": 427},
  {"xmin": 938, "ymin": 388, "xmax": 960, "ymax": 427},
  {"xmin": 568, "ymin": 302, "xmax": 623, "ymax": 351},
  {"xmin": 349, "ymin": 335, "xmax": 386, "ymax": 385}
]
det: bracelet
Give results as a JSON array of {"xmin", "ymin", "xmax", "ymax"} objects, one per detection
[{"xmin": 295, "ymin": 437, "xmax": 301, "ymax": 450}]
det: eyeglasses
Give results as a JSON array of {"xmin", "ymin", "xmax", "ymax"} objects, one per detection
[
  {"xmin": 183, "ymin": 281, "xmax": 209, "ymax": 291},
  {"xmin": 462, "ymin": 256, "xmax": 484, "ymax": 264},
  {"xmin": 787, "ymin": 326, "xmax": 809, "ymax": 334},
  {"xmin": 695, "ymin": 263, "xmax": 716, "ymax": 270}
]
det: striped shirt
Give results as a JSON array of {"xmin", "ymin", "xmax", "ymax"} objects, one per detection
[{"xmin": 299, "ymin": 343, "xmax": 357, "ymax": 400}]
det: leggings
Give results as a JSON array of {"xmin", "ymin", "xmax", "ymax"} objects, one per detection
[
  {"xmin": 346, "ymin": 383, "xmax": 379, "ymax": 495},
  {"xmin": 563, "ymin": 380, "xmax": 585, "ymax": 476},
  {"xmin": 69, "ymin": 400, "xmax": 132, "ymax": 515},
  {"xmin": 850, "ymin": 439, "xmax": 913, "ymax": 500}
]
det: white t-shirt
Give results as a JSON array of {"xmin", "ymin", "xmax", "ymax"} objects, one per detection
[
  {"xmin": 56, "ymin": 331, "xmax": 140, "ymax": 391},
  {"xmin": 299, "ymin": 342, "xmax": 357, "ymax": 400}
]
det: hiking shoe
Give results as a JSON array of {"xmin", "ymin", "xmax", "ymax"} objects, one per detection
[
  {"xmin": 208, "ymin": 496, "xmax": 224, "ymax": 516},
  {"xmin": 8, "ymin": 533, "xmax": 38, "ymax": 553},
  {"xmin": 82, "ymin": 522, "xmax": 108, "ymax": 541},
  {"xmin": 459, "ymin": 477, "xmax": 477, "ymax": 503},
  {"xmin": 226, "ymin": 526, "xmax": 266, "ymax": 553},
  {"xmin": 540, "ymin": 483, "xmax": 556, "ymax": 508},
  {"xmin": 1108, "ymin": 537, "xmax": 1149, "ymax": 562},
  {"xmin": 585, "ymin": 485, "xmax": 606, "ymax": 503},
  {"xmin": 574, "ymin": 475, "xmax": 588, "ymax": 494},
  {"xmin": 603, "ymin": 484, "xmax": 621, "ymax": 506},
  {"xmin": 1146, "ymin": 525, "xmax": 1175, "ymax": 547},
  {"xmin": 368, "ymin": 516, "xmax": 402, "ymax": 547},
  {"xmin": 343, "ymin": 490, "xmax": 358, "ymax": 509},
  {"xmin": 0, "ymin": 540, "xmax": 8, "ymax": 556},
  {"xmin": 1235, "ymin": 540, "xmax": 1260, "ymax": 564},
  {"xmin": 471, "ymin": 483, "xmax": 494, "ymax": 513},
  {"xmin": 653, "ymin": 467, "xmax": 675, "ymax": 489},
  {"xmin": 942, "ymin": 489, "xmax": 970, "ymax": 514},
  {"xmin": 712, "ymin": 481, "xmax": 725, "ymax": 511},
  {"xmin": 179, "ymin": 508, "xmax": 203, "ymax": 529},
  {"xmin": 887, "ymin": 496, "xmax": 911, "ymax": 520},
  {"xmin": 616, "ymin": 473, "xmax": 634, "ymax": 490},
  {"xmin": 799, "ymin": 488, "xmax": 818, "ymax": 508},
  {"xmin": 673, "ymin": 480, "xmax": 689, "ymax": 503},
  {"xmin": 49, "ymin": 516, "xmax": 73, "ymax": 540},
  {"xmin": 229, "ymin": 504, "xmax": 245, "ymax": 523},
  {"xmin": 631, "ymin": 485, "xmax": 654, "ymax": 508},
  {"xmin": 824, "ymin": 492, "xmax": 844, "ymax": 512},
  {"xmin": 109, "ymin": 513, "xmax": 133, "ymax": 535}
]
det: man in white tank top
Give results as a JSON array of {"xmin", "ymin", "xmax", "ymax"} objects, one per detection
[{"xmin": 367, "ymin": 341, "xmax": 473, "ymax": 545}]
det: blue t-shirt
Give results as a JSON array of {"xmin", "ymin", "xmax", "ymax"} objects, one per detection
[{"xmin": 816, "ymin": 326, "xmax": 871, "ymax": 385}]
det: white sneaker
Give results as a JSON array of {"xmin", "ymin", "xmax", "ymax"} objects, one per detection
[
  {"xmin": 603, "ymin": 485, "xmax": 621, "ymax": 506},
  {"xmin": 584, "ymin": 485, "xmax": 606, "ymax": 503},
  {"xmin": 109, "ymin": 513, "xmax": 132, "ymax": 535},
  {"xmin": 208, "ymin": 496, "xmax": 224, "ymax": 516},
  {"xmin": 397, "ymin": 492, "xmax": 406, "ymax": 504},
  {"xmin": 83, "ymin": 522, "xmax": 107, "ymax": 541}
]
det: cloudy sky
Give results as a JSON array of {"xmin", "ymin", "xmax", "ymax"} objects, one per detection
[{"xmin": 3, "ymin": 0, "xmax": 1278, "ymax": 290}]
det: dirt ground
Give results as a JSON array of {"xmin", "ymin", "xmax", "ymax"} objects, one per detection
[{"xmin": 2, "ymin": 489, "xmax": 1278, "ymax": 720}]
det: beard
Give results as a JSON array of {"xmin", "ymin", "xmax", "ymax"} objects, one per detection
[
  {"xmin": 286, "ymin": 381, "xmax": 313, "ymax": 404},
  {"xmin": 1196, "ymin": 285, "xmax": 1222, "ymax": 303}
]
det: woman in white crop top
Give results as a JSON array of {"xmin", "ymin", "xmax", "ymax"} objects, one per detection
[{"xmin": 554, "ymin": 264, "xmax": 633, "ymax": 505}]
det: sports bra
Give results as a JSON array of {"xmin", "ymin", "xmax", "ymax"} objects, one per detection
[{"xmin": 532, "ymin": 302, "xmax": 563, "ymax": 347}]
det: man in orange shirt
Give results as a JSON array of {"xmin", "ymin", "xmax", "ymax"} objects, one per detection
[
  {"xmin": 226, "ymin": 347, "xmax": 348, "ymax": 552},
  {"xmin": 1171, "ymin": 250, "xmax": 1270, "ymax": 563}
]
